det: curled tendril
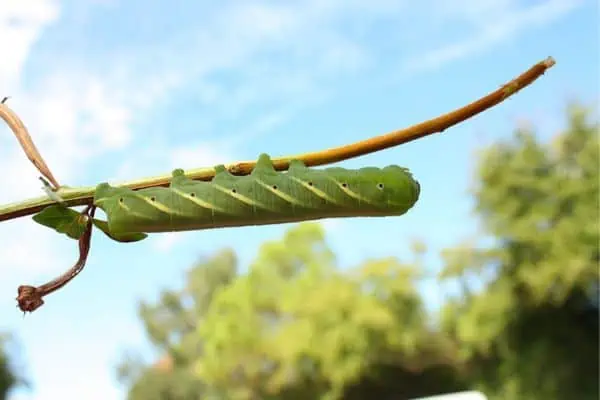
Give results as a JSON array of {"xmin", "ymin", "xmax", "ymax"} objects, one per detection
[{"xmin": 16, "ymin": 206, "xmax": 96, "ymax": 313}]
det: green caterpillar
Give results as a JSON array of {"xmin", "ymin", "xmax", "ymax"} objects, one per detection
[{"xmin": 93, "ymin": 154, "xmax": 420, "ymax": 234}]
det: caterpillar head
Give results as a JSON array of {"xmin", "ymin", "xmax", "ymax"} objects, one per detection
[
  {"xmin": 379, "ymin": 165, "xmax": 420, "ymax": 212},
  {"xmin": 328, "ymin": 165, "xmax": 420, "ymax": 215}
]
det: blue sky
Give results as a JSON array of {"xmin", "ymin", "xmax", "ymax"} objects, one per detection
[{"xmin": 0, "ymin": 1, "xmax": 597, "ymax": 399}]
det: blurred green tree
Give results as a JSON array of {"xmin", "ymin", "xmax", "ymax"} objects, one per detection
[
  {"xmin": 0, "ymin": 334, "xmax": 19, "ymax": 400},
  {"xmin": 119, "ymin": 224, "xmax": 466, "ymax": 400},
  {"xmin": 197, "ymin": 224, "xmax": 464, "ymax": 400},
  {"xmin": 117, "ymin": 249, "xmax": 237, "ymax": 399},
  {"xmin": 439, "ymin": 104, "xmax": 599, "ymax": 399}
]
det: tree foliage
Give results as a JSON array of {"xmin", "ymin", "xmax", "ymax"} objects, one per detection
[
  {"xmin": 119, "ymin": 225, "xmax": 465, "ymax": 400},
  {"xmin": 197, "ymin": 224, "xmax": 464, "ymax": 400},
  {"xmin": 117, "ymin": 249, "xmax": 237, "ymax": 399},
  {"xmin": 439, "ymin": 104, "xmax": 599, "ymax": 399},
  {"xmin": 0, "ymin": 334, "xmax": 19, "ymax": 400},
  {"xmin": 119, "ymin": 104, "xmax": 598, "ymax": 400}
]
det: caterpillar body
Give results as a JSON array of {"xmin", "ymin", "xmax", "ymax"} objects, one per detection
[{"xmin": 93, "ymin": 154, "xmax": 420, "ymax": 234}]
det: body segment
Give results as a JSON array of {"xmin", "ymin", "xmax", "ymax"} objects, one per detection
[{"xmin": 93, "ymin": 154, "xmax": 420, "ymax": 234}]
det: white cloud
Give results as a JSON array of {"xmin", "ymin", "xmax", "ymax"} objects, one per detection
[
  {"xmin": 94, "ymin": 0, "xmax": 382, "ymax": 122},
  {"xmin": 402, "ymin": 0, "xmax": 583, "ymax": 73},
  {"xmin": 0, "ymin": 0, "xmax": 59, "ymax": 91},
  {"xmin": 2, "ymin": 0, "xmax": 387, "ymax": 189}
]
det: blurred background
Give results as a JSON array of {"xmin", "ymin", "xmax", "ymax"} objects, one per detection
[{"xmin": 0, "ymin": 1, "xmax": 598, "ymax": 399}]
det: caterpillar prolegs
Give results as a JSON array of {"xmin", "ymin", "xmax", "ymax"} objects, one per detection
[{"xmin": 93, "ymin": 154, "xmax": 420, "ymax": 234}]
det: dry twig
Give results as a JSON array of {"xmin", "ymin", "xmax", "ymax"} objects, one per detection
[{"xmin": 0, "ymin": 98, "xmax": 61, "ymax": 189}]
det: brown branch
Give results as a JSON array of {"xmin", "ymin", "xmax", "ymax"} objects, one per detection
[
  {"xmin": 0, "ymin": 98, "xmax": 61, "ymax": 189},
  {"xmin": 16, "ymin": 206, "xmax": 95, "ymax": 313},
  {"xmin": 0, "ymin": 57, "xmax": 556, "ymax": 222},
  {"xmin": 260, "ymin": 57, "xmax": 557, "ymax": 170}
]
